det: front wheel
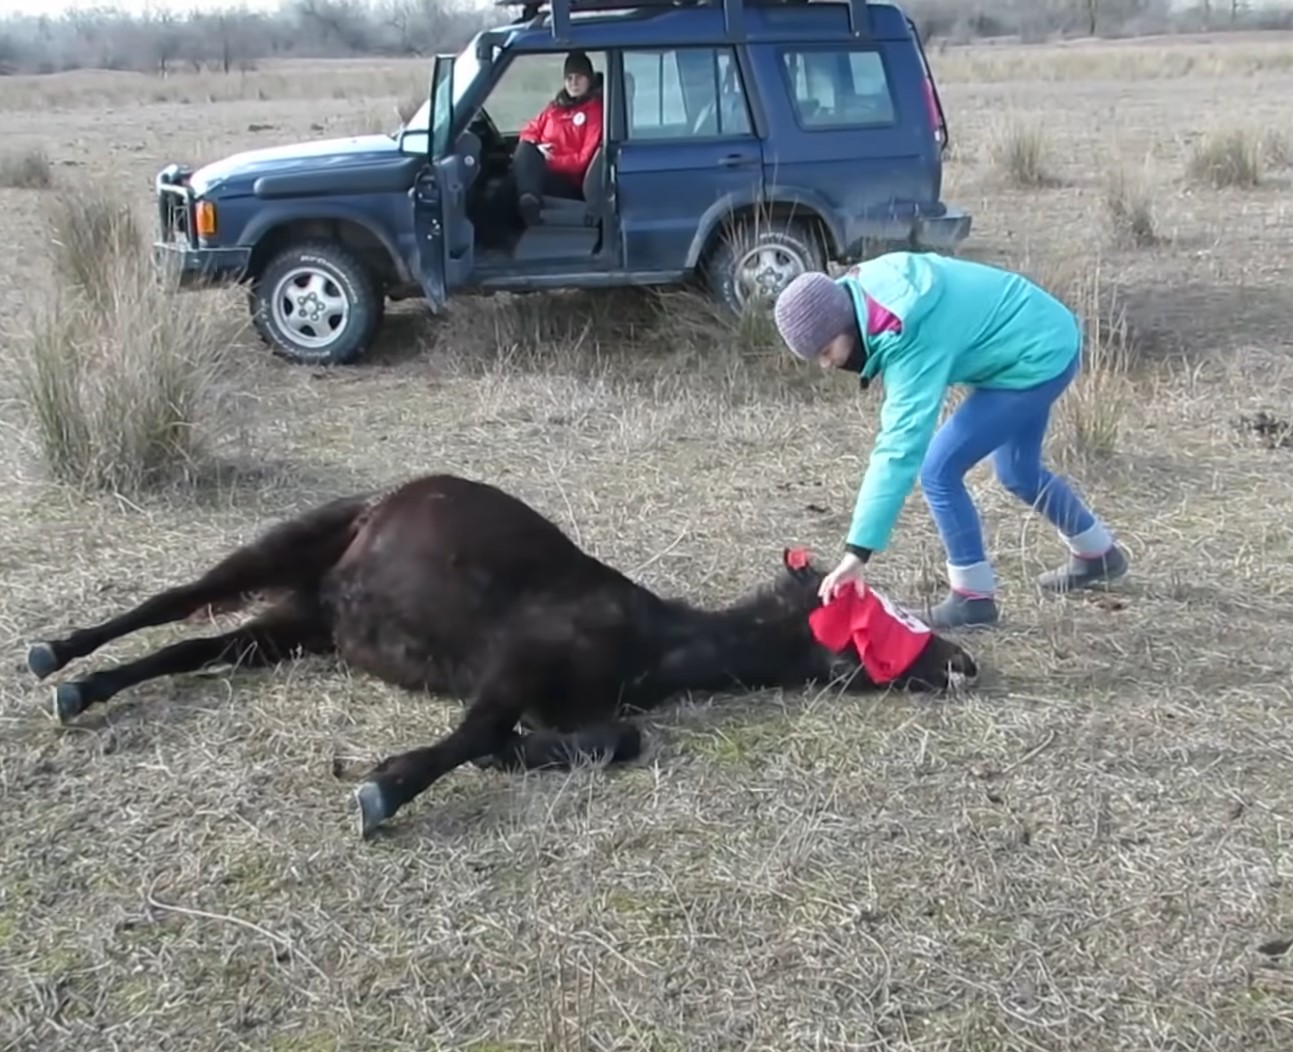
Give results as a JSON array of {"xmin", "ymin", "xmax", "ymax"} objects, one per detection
[
  {"xmin": 250, "ymin": 241, "xmax": 383, "ymax": 366},
  {"xmin": 703, "ymin": 219, "xmax": 827, "ymax": 317}
]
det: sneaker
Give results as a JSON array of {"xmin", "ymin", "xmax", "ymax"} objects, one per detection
[
  {"xmin": 925, "ymin": 591, "xmax": 1000, "ymax": 631},
  {"xmin": 1036, "ymin": 542, "xmax": 1130, "ymax": 594}
]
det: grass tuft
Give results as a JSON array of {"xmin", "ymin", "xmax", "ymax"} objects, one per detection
[
  {"xmin": 1103, "ymin": 160, "xmax": 1159, "ymax": 248},
  {"xmin": 0, "ymin": 146, "xmax": 53, "ymax": 189},
  {"xmin": 12, "ymin": 185, "xmax": 250, "ymax": 495},
  {"xmin": 1187, "ymin": 128, "xmax": 1264, "ymax": 189},
  {"xmin": 987, "ymin": 116, "xmax": 1059, "ymax": 188}
]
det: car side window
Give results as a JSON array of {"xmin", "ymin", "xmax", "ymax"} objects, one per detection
[
  {"xmin": 484, "ymin": 51, "xmax": 607, "ymax": 134},
  {"xmin": 622, "ymin": 46, "xmax": 752, "ymax": 141},
  {"xmin": 781, "ymin": 48, "xmax": 897, "ymax": 129}
]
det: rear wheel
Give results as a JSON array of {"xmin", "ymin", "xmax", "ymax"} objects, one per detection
[
  {"xmin": 703, "ymin": 218, "xmax": 827, "ymax": 317},
  {"xmin": 250, "ymin": 241, "xmax": 384, "ymax": 366}
]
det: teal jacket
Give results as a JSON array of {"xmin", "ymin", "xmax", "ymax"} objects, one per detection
[{"xmin": 841, "ymin": 252, "xmax": 1083, "ymax": 554}]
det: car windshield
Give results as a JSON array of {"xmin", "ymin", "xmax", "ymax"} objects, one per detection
[{"xmin": 400, "ymin": 45, "xmax": 483, "ymax": 137}]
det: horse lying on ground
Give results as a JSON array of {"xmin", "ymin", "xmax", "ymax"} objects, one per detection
[{"xmin": 26, "ymin": 472, "xmax": 979, "ymax": 837}]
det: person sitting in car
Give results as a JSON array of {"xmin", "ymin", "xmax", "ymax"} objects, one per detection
[{"xmin": 511, "ymin": 51, "xmax": 604, "ymax": 226}]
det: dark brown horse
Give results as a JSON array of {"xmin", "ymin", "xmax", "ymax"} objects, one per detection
[{"xmin": 26, "ymin": 473, "xmax": 978, "ymax": 837}]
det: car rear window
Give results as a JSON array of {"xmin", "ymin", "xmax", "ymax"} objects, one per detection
[{"xmin": 780, "ymin": 48, "xmax": 897, "ymax": 129}]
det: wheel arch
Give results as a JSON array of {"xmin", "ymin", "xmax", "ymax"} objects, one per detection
[
  {"xmin": 687, "ymin": 193, "xmax": 842, "ymax": 273},
  {"xmin": 245, "ymin": 213, "xmax": 409, "ymax": 291}
]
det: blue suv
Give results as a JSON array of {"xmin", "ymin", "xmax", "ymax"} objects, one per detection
[{"xmin": 152, "ymin": 0, "xmax": 970, "ymax": 366}]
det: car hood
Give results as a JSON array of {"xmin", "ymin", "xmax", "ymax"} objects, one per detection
[{"xmin": 190, "ymin": 133, "xmax": 411, "ymax": 195}]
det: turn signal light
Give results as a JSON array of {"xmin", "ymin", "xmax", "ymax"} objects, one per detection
[{"xmin": 195, "ymin": 200, "xmax": 217, "ymax": 238}]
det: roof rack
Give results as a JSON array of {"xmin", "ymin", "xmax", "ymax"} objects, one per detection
[{"xmin": 494, "ymin": 0, "xmax": 872, "ymax": 41}]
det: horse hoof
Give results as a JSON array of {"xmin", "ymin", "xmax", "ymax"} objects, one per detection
[
  {"xmin": 52, "ymin": 683, "xmax": 84, "ymax": 724},
  {"xmin": 27, "ymin": 642, "xmax": 62, "ymax": 680},
  {"xmin": 352, "ymin": 781, "xmax": 389, "ymax": 838}
]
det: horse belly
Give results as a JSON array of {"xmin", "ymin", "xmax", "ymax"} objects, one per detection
[
  {"xmin": 522, "ymin": 668, "xmax": 656, "ymax": 733},
  {"xmin": 334, "ymin": 630, "xmax": 466, "ymax": 695},
  {"xmin": 324, "ymin": 576, "xmax": 482, "ymax": 697}
]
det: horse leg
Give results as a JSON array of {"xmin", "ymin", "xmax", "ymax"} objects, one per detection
[
  {"xmin": 351, "ymin": 637, "xmax": 577, "ymax": 837},
  {"xmin": 354, "ymin": 708, "xmax": 644, "ymax": 837},
  {"xmin": 27, "ymin": 493, "xmax": 368, "ymax": 680},
  {"xmin": 351, "ymin": 621, "xmax": 652, "ymax": 837},
  {"xmin": 352, "ymin": 687, "xmax": 525, "ymax": 838},
  {"xmin": 48, "ymin": 596, "xmax": 333, "ymax": 724},
  {"xmin": 472, "ymin": 722, "xmax": 643, "ymax": 773}
]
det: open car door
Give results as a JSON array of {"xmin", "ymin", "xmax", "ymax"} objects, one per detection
[{"xmin": 408, "ymin": 54, "xmax": 477, "ymax": 313}]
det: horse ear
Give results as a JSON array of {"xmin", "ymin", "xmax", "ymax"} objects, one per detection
[{"xmin": 783, "ymin": 546, "xmax": 815, "ymax": 581}]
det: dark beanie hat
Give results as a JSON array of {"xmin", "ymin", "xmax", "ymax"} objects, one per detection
[{"xmin": 564, "ymin": 51, "xmax": 594, "ymax": 79}]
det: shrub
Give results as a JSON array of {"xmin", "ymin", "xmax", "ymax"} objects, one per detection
[
  {"xmin": 987, "ymin": 117, "xmax": 1058, "ymax": 188},
  {"xmin": 1187, "ymin": 129, "xmax": 1263, "ymax": 189},
  {"xmin": 1054, "ymin": 261, "xmax": 1135, "ymax": 462},
  {"xmin": 13, "ymin": 186, "xmax": 248, "ymax": 495},
  {"xmin": 0, "ymin": 147, "xmax": 53, "ymax": 189},
  {"xmin": 1102, "ymin": 162, "xmax": 1158, "ymax": 248}
]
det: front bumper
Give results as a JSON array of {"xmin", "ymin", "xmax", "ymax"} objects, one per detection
[
  {"xmin": 152, "ymin": 241, "xmax": 252, "ymax": 287},
  {"xmin": 152, "ymin": 163, "xmax": 250, "ymax": 288}
]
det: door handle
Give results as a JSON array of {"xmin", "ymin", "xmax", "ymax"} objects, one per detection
[{"xmin": 718, "ymin": 153, "xmax": 756, "ymax": 168}]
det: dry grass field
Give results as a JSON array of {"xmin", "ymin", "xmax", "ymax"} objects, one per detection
[{"xmin": 2, "ymin": 28, "xmax": 1293, "ymax": 1052}]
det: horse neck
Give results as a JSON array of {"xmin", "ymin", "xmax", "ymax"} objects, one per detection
[{"xmin": 646, "ymin": 590, "xmax": 807, "ymax": 694}]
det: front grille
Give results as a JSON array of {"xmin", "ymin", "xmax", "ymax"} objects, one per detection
[
  {"xmin": 163, "ymin": 194, "xmax": 190, "ymax": 241},
  {"xmin": 155, "ymin": 166, "xmax": 197, "ymax": 249}
]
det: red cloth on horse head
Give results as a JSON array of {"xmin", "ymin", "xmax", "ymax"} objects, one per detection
[{"xmin": 808, "ymin": 584, "xmax": 932, "ymax": 684}]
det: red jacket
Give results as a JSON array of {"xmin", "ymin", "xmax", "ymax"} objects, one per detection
[{"xmin": 519, "ymin": 92, "xmax": 604, "ymax": 187}]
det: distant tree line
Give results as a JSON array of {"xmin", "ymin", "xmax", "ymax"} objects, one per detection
[
  {"xmin": 910, "ymin": 0, "xmax": 1293, "ymax": 43},
  {"xmin": 0, "ymin": 0, "xmax": 1290, "ymax": 76},
  {"xmin": 0, "ymin": 0, "xmax": 492, "ymax": 75}
]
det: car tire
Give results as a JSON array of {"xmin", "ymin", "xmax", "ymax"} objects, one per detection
[
  {"xmin": 704, "ymin": 219, "xmax": 827, "ymax": 317},
  {"xmin": 250, "ymin": 241, "xmax": 383, "ymax": 366}
]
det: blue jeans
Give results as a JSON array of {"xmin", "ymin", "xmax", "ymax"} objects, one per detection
[{"xmin": 918, "ymin": 349, "xmax": 1096, "ymax": 567}]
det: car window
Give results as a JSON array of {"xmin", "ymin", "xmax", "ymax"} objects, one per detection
[
  {"xmin": 483, "ymin": 51, "xmax": 607, "ymax": 134},
  {"xmin": 781, "ymin": 48, "xmax": 897, "ymax": 129},
  {"xmin": 623, "ymin": 46, "xmax": 752, "ymax": 141}
]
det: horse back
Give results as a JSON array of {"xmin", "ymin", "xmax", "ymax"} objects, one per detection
[{"xmin": 320, "ymin": 474, "xmax": 642, "ymax": 694}]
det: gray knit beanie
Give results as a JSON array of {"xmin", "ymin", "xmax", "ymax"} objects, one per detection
[{"xmin": 773, "ymin": 271, "xmax": 855, "ymax": 360}]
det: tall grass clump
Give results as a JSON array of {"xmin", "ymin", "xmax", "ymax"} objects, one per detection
[
  {"xmin": 1262, "ymin": 130, "xmax": 1290, "ymax": 169},
  {"xmin": 1043, "ymin": 257, "xmax": 1136, "ymax": 463},
  {"xmin": 987, "ymin": 116, "xmax": 1058, "ymax": 188},
  {"xmin": 1102, "ymin": 160, "xmax": 1158, "ymax": 248},
  {"xmin": 0, "ymin": 146, "xmax": 53, "ymax": 189},
  {"xmin": 13, "ymin": 184, "xmax": 248, "ymax": 495},
  {"xmin": 1187, "ymin": 128, "xmax": 1263, "ymax": 189}
]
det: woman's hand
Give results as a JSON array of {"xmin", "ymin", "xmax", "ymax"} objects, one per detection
[{"xmin": 819, "ymin": 552, "xmax": 867, "ymax": 603}]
